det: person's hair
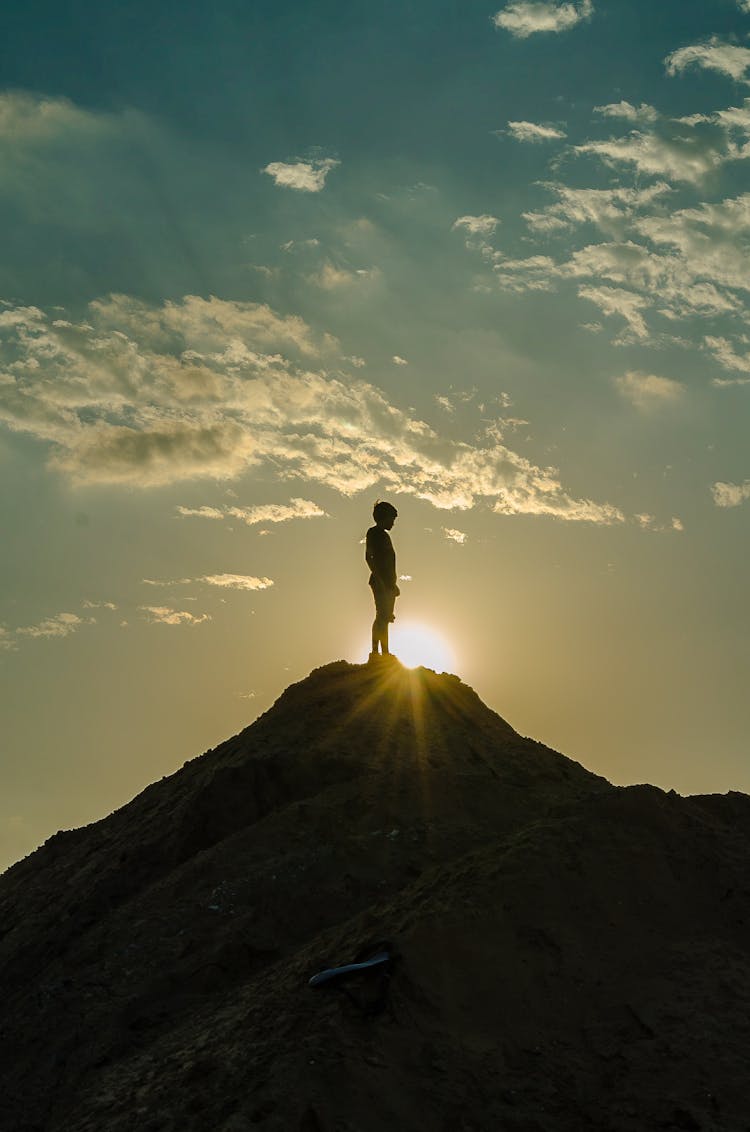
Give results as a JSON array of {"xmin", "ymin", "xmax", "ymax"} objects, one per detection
[{"xmin": 373, "ymin": 499, "xmax": 398, "ymax": 523}]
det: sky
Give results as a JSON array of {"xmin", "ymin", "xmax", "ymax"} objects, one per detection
[{"xmin": 2, "ymin": 0, "xmax": 750, "ymax": 870}]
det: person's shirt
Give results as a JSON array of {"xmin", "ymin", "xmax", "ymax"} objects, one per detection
[{"xmin": 365, "ymin": 525, "xmax": 396, "ymax": 588}]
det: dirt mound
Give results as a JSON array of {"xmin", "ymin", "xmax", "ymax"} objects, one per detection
[{"xmin": 1, "ymin": 662, "xmax": 748, "ymax": 1131}]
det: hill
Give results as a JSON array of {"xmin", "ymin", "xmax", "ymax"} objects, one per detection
[{"xmin": 1, "ymin": 661, "xmax": 749, "ymax": 1131}]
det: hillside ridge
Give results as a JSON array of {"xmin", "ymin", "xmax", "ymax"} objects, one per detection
[{"xmin": 1, "ymin": 661, "xmax": 748, "ymax": 1132}]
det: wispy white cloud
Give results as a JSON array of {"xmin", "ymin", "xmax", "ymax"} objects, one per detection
[
  {"xmin": 15, "ymin": 612, "xmax": 84, "ymax": 639},
  {"xmin": 574, "ymin": 121, "xmax": 730, "ymax": 184},
  {"xmin": 453, "ymin": 214, "xmax": 500, "ymax": 237},
  {"xmin": 712, "ymin": 375, "xmax": 750, "ymax": 388},
  {"xmin": 140, "ymin": 606, "xmax": 211, "ymax": 626},
  {"xmin": 0, "ymin": 625, "xmax": 15, "ymax": 651},
  {"xmin": 392, "ymin": 355, "xmax": 409, "ymax": 366},
  {"xmin": 704, "ymin": 335, "xmax": 750, "ymax": 380},
  {"xmin": 463, "ymin": 170, "xmax": 750, "ymax": 343},
  {"xmin": 82, "ymin": 599, "xmax": 118, "ymax": 610},
  {"xmin": 263, "ymin": 158, "xmax": 339, "ymax": 192},
  {"xmin": 594, "ymin": 101, "xmax": 659, "ymax": 124},
  {"xmin": 634, "ymin": 195, "xmax": 750, "ymax": 295},
  {"xmin": 493, "ymin": 0, "xmax": 593, "ymax": 38},
  {"xmin": 143, "ymin": 573, "xmax": 274, "ymax": 590},
  {"xmin": 177, "ymin": 498, "xmax": 326, "ymax": 526},
  {"xmin": 201, "ymin": 574, "xmax": 274, "ymax": 591},
  {"xmin": 665, "ymin": 38, "xmax": 750, "ymax": 85},
  {"xmin": 522, "ymin": 182, "xmax": 672, "ymax": 236},
  {"xmin": 311, "ymin": 262, "xmax": 355, "ymax": 289},
  {"xmin": 310, "ymin": 262, "xmax": 379, "ymax": 289},
  {"xmin": 281, "ymin": 238, "xmax": 321, "ymax": 252},
  {"xmin": 613, "ymin": 371, "xmax": 685, "ymax": 410},
  {"xmin": 507, "ymin": 120, "xmax": 566, "ymax": 143},
  {"xmin": 711, "ymin": 480, "xmax": 750, "ymax": 507},
  {"xmin": 578, "ymin": 285, "xmax": 651, "ymax": 342},
  {"xmin": 443, "ymin": 527, "xmax": 468, "ymax": 544},
  {"xmin": 175, "ymin": 505, "xmax": 225, "ymax": 520}
]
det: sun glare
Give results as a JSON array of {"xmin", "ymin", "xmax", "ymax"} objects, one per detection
[{"xmin": 390, "ymin": 621, "xmax": 456, "ymax": 672}]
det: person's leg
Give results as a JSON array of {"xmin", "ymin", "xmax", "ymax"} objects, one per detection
[{"xmin": 372, "ymin": 611, "xmax": 389, "ymax": 654}]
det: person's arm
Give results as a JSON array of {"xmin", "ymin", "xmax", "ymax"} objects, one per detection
[{"xmin": 367, "ymin": 528, "xmax": 394, "ymax": 586}]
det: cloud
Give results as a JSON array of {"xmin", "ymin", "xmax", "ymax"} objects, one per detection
[
  {"xmin": 704, "ymin": 335, "xmax": 750, "ymax": 379},
  {"xmin": 281, "ymin": 238, "xmax": 321, "ymax": 252},
  {"xmin": 82, "ymin": 599, "xmax": 118, "ymax": 610},
  {"xmin": 142, "ymin": 578, "xmax": 193, "ymax": 587},
  {"xmin": 463, "ymin": 171, "xmax": 750, "ymax": 342},
  {"xmin": 0, "ymin": 294, "xmax": 625, "ymax": 523},
  {"xmin": 578, "ymin": 285, "xmax": 651, "ymax": 342},
  {"xmin": 88, "ymin": 292, "xmax": 334, "ymax": 357},
  {"xmin": 522, "ymin": 182, "xmax": 672, "ymax": 236},
  {"xmin": 613, "ymin": 371, "xmax": 685, "ymax": 410},
  {"xmin": 574, "ymin": 121, "xmax": 731, "ymax": 184},
  {"xmin": 262, "ymin": 158, "xmax": 339, "ymax": 192},
  {"xmin": 140, "ymin": 606, "xmax": 211, "ymax": 626},
  {"xmin": 177, "ymin": 498, "xmax": 326, "ymax": 526},
  {"xmin": 175, "ymin": 505, "xmax": 225, "ymax": 520},
  {"xmin": 228, "ymin": 499, "xmax": 326, "ymax": 526},
  {"xmin": 453, "ymin": 215, "xmax": 500, "ymax": 236},
  {"xmin": 0, "ymin": 91, "xmax": 168, "ymax": 238},
  {"xmin": 201, "ymin": 574, "xmax": 274, "ymax": 591},
  {"xmin": 634, "ymin": 196, "xmax": 750, "ymax": 296},
  {"xmin": 573, "ymin": 96, "xmax": 750, "ymax": 186},
  {"xmin": 492, "ymin": 0, "xmax": 593, "ymax": 38},
  {"xmin": 443, "ymin": 528, "xmax": 468, "ymax": 544},
  {"xmin": 15, "ymin": 612, "xmax": 84, "ymax": 639},
  {"xmin": 0, "ymin": 91, "xmax": 108, "ymax": 143},
  {"xmin": 594, "ymin": 101, "xmax": 659, "ymax": 124},
  {"xmin": 0, "ymin": 626, "xmax": 14, "ymax": 651},
  {"xmin": 665, "ymin": 39, "xmax": 750, "ymax": 85},
  {"xmin": 143, "ymin": 573, "xmax": 275, "ymax": 590},
  {"xmin": 711, "ymin": 480, "xmax": 750, "ymax": 507},
  {"xmin": 507, "ymin": 121, "xmax": 566, "ymax": 143},
  {"xmin": 392, "ymin": 355, "xmax": 409, "ymax": 366},
  {"xmin": 310, "ymin": 262, "xmax": 379, "ymax": 290}
]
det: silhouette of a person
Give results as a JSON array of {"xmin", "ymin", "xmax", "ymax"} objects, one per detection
[{"xmin": 366, "ymin": 500, "xmax": 400, "ymax": 660}]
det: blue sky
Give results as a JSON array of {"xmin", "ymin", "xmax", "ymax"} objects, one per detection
[{"xmin": 2, "ymin": 0, "xmax": 750, "ymax": 869}]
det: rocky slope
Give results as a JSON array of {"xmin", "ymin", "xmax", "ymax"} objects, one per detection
[{"xmin": 1, "ymin": 661, "xmax": 749, "ymax": 1132}]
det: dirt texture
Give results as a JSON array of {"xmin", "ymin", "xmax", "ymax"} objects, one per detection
[{"xmin": 1, "ymin": 661, "xmax": 749, "ymax": 1132}]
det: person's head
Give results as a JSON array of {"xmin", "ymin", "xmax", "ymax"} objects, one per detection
[{"xmin": 373, "ymin": 499, "xmax": 398, "ymax": 529}]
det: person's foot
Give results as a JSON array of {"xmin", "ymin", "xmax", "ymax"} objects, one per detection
[{"xmin": 367, "ymin": 651, "xmax": 381, "ymax": 663}]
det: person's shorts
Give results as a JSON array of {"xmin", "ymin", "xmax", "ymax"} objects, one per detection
[{"xmin": 370, "ymin": 579, "xmax": 396, "ymax": 622}]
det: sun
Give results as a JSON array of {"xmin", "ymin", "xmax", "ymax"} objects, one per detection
[{"xmin": 390, "ymin": 621, "xmax": 457, "ymax": 672}]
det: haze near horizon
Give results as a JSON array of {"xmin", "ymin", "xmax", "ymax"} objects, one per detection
[{"xmin": 2, "ymin": 0, "xmax": 749, "ymax": 870}]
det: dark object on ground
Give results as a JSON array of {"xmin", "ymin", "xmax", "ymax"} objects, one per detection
[
  {"xmin": 309, "ymin": 940, "xmax": 396, "ymax": 1017},
  {"xmin": 309, "ymin": 944, "xmax": 392, "ymax": 988}
]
